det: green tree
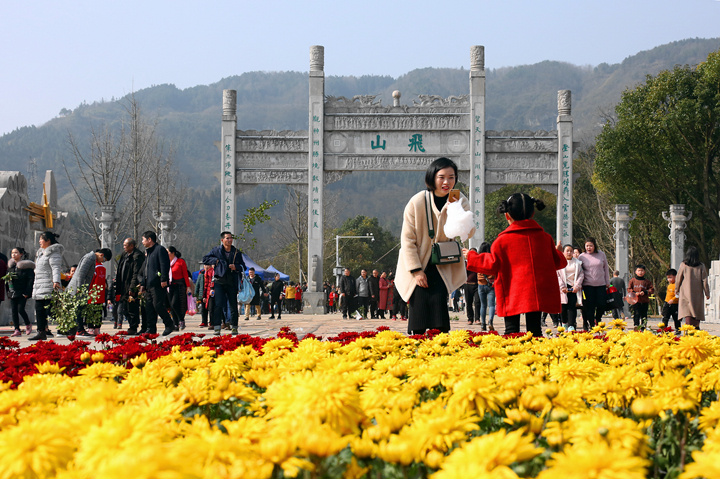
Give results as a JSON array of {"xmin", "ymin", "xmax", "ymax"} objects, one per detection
[
  {"xmin": 594, "ymin": 49, "xmax": 720, "ymax": 264},
  {"xmin": 326, "ymin": 216, "xmax": 400, "ymax": 281}
]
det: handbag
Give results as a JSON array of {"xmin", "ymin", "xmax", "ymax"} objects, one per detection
[
  {"xmin": 237, "ymin": 274, "xmax": 255, "ymax": 304},
  {"xmin": 187, "ymin": 293, "xmax": 197, "ymax": 316},
  {"xmin": 606, "ymin": 285, "xmax": 623, "ymax": 311},
  {"xmin": 426, "ymin": 191, "xmax": 462, "ymax": 265}
]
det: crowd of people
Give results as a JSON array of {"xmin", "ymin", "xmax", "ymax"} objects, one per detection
[
  {"xmin": 394, "ymin": 157, "xmax": 711, "ymax": 337},
  {"xmin": 0, "ymin": 158, "xmax": 711, "ymax": 339}
]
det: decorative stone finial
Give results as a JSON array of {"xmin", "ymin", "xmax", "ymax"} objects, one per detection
[
  {"xmin": 470, "ymin": 46, "xmax": 485, "ymax": 71},
  {"xmin": 558, "ymin": 90, "xmax": 571, "ymax": 115},
  {"xmin": 223, "ymin": 90, "xmax": 237, "ymax": 115},
  {"xmin": 392, "ymin": 90, "xmax": 401, "ymax": 107},
  {"xmin": 310, "ymin": 45, "xmax": 324, "ymax": 71}
]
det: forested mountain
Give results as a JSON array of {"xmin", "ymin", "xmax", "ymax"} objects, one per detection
[{"xmin": 1, "ymin": 38, "xmax": 718, "ymax": 265}]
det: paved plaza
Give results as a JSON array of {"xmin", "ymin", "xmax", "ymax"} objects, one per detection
[{"xmin": 3, "ymin": 311, "xmax": 720, "ymax": 348}]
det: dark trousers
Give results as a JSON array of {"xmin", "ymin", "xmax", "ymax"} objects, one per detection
[
  {"xmin": 342, "ymin": 294, "xmax": 356, "ymax": 317},
  {"xmin": 464, "ymin": 284, "xmax": 478, "ymax": 322},
  {"xmin": 35, "ymin": 298, "xmax": 51, "ymax": 331},
  {"xmin": 144, "ymin": 286, "xmax": 173, "ymax": 333},
  {"xmin": 168, "ymin": 284, "xmax": 183, "ymax": 327},
  {"xmin": 561, "ymin": 292, "xmax": 577, "ymax": 328},
  {"xmin": 370, "ymin": 299, "xmax": 378, "ymax": 318},
  {"xmin": 10, "ymin": 296, "xmax": 30, "ymax": 329},
  {"xmin": 356, "ymin": 296, "xmax": 370, "ymax": 318},
  {"xmin": 581, "ymin": 285, "xmax": 606, "ymax": 329},
  {"xmin": 201, "ymin": 297, "xmax": 210, "ymax": 324},
  {"xmin": 632, "ymin": 302, "xmax": 649, "ymax": 327},
  {"xmin": 270, "ymin": 298, "xmax": 282, "ymax": 317},
  {"xmin": 505, "ymin": 311, "xmax": 543, "ymax": 337},
  {"xmin": 213, "ymin": 283, "xmax": 238, "ymax": 328},
  {"xmin": 662, "ymin": 303, "xmax": 679, "ymax": 330},
  {"xmin": 123, "ymin": 297, "xmax": 140, "ymax": 330}
]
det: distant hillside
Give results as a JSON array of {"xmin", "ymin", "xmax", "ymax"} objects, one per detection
[{"xmin": 1, "ymin": 38, "xmax": 718, "ymax": 263}]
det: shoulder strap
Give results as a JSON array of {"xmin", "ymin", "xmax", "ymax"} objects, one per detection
[{"xmin": 425, "ymin": 191, "xmax": 435, "ymax": 240}]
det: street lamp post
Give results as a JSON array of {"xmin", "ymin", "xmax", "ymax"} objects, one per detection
[{"xmin": 335, "ymin": 233, "xmax": 374, "ymax": 286}]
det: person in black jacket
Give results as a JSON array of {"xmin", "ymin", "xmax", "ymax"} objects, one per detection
[
  {"xmin": 244, "ymin": 267, "xmax": 266, "ymax": 320},
  {"xmin": 368, "ymin": 269, "xmax": 380, "ymax": 319},
  {"xmin": 202, "ymin": 231, "xmax": 246, "ymax": 335},
  {"xmin": 116, "ymin": 237, "xmax": 145, "ymax": 335},
  {"xmin": 339, "ymin": 268, "xmax": 357, "ymax": 319},
  {"xmin": 6, "ymin": 247, "xmax": 35, "ymax": 336},
  {"xmin": 269, "ymin": 274, "xmax": 284, "ymax": 319},
  {"xmin": 139, "ymin": 231, "xmax": 174, "ymax": 336}
]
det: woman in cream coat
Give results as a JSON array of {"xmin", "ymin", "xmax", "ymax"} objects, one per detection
[
  {"xmin": 556, "ymin": 244, "xmax": 584, "ymax": 331},
  {"xmin": 395, "ymin": 158, "xmax": 474, "ymax": 335}
]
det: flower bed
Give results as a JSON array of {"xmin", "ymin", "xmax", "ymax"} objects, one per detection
[{"xmin": 1, "ymin": 324, "xmax": 719, "ymax": 478}]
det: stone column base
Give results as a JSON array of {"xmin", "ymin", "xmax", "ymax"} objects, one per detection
[{"xmin": 303, "ymin": 292, "xmax": 326, "ymax": 315}]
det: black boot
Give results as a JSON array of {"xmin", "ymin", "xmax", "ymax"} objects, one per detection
[{"xmin": 29, "ymin": 331, "xmax": 47, "ymax": 341}]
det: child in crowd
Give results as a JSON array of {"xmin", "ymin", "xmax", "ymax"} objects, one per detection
[
  {"xmin": 628, "ymin": 264, "xmax": 654, "ymax": 329},
  {"xmin": 463, "ymin": 193, "xmax": 566, "ymax": 337},
  {"xmin": 662, "ymin": 268, "xmax": 680, "ymax": 331}
]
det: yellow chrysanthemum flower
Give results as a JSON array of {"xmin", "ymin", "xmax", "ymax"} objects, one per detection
[
  {"xmin": 538, "ymin": 441, "xmax": 648, "ymax": 479},
  {"xmin": 432, "ymin": 429, "xmax": 542, "ymax": 479}
]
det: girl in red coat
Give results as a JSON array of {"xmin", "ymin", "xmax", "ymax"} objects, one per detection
[{"xmin": 463, "ymin": 193, "xmax": 566, "ymax": 337}]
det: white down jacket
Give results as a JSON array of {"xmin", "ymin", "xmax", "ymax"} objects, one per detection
[{"xmin": 32, "ymin": 243, "xmax": 64, "ymax": 300}]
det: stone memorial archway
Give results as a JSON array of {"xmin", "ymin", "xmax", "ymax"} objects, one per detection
[{"xmin": 217, "ymin": 46, "xmax": 574, "ymax": 313}]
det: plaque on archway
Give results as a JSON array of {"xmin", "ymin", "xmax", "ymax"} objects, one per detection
[{"xmin": 216, "ymin": 46, "xmax": 574, "ymax": 313}]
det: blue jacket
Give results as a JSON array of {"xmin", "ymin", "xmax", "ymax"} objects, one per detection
[{"xmin": 202, "ymin": 245, "xmax": 246, "ymax": 286}]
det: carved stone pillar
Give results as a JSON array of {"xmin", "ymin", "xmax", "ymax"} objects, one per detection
[
  {"xmin": 607, "ymin": 204, "xmax": 636, "ymax": 317},
  {"xmin": 94, "ymin": 204, "xmax": 116, "ymax": 289},
  {"xmin": 469, "ymin": 45, "xmax": 486, "ymax": 248},
  {"xmin": 305, "ymin": 45, "xmax": 325, "ymax": 314},
  {"xmin": 221, "ymin": 89, "xmax": 237, "ymax": 236},
  {"xmin": 153, "ymin": 205, "xmax": 176, "ymax": 248},
  {"xmin": 557, "ymin": 90, "xmax": 573, "ymax": 245},
  {"xmin": 662, "ymin": 204, "xmax": 692, "ymax": 270}
]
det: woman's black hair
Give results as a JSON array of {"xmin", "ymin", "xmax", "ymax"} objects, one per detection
[
  {"xmin": 584, "ymin": 237, "xmax": 599, "ymax": 253},
  {"xmin": 479, "ymin": 241, "xmax": 491, "ymax": 254},
  {"xmin": 497, "ymin": 193, "xmax": 545, "ymax": 221},
  {"xmin": 39, "ymin": 231, "xmax": 59, "ymax": 245},
  {"xmin": 683, "ymin": 246, "xmax": 701, "ymax": 267},
  {"xmin": 425, "ymin": 157, "xmax": 458, "ymax": 191},
  {"xmin": 168, "ymin": 246, "xmax": 181, "ymax": 258},
  {"xmin": 12, "ymin": 247, "xmax": 28, "ymax": 260}
]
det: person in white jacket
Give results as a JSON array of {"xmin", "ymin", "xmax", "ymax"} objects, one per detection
[
  {"xmin": 556, "ymin": 244, "xmax": 584, "ymax": 331},
  {"xmin": 30, "ymin": 231, "xmax": 64, "ymax": 340}
]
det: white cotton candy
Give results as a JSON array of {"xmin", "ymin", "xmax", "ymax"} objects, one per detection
[{"xmin": 443, "ymin": 200, "xmax": 475, "ymax": 241}]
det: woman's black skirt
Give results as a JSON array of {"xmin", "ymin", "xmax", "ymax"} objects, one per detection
[{"xmin": 407, "ymin": 263, "xmax": 450, "ymax": 334}]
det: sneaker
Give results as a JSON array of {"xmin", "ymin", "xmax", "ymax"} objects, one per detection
[
  {"xmin": 269, "ymin": 316, "xmax": 275, "ymax": 320},
  {"xmin": 277, "ymin": 316, "xmax": 281, "ymax": 320},
  {"xmin": 113, "ymin": 322, "xmax": 118, "ymax": 329},
  {"xmin": 45, "ymin": 330, "xmax": 54, "ymax": 337},
  {"xmin": 25, "ymin": 325, "xmax": 32, "ymax": 335},
  {"xmin": 257, "ymin": 317, "xmax": 261, "ymax": 321},
  {"xmin": 162, "ymin": 328, "xmax": 173, "ymax": 336},
  {"xmin": 214, "ymin": 328, "xmax": 221, "ymax": 336},
  {"xmin": 231, "ymin": 328, "xmax": 238, "ymax": 335},
  {"xmin": 180, "ymin": 321, "xmax": 185, "ymax": 330},
  {"xmin": 93, "ymin": 328, "xmax": 101, "ymax": 335},
  {"xmin": 77, "ymin": 329, "xmax": 92, "ymax": 337},
  {"xmin": 11, "ymin": 329, "xmax": 21, "ymax": 337},
  {"xmin": 222, "ymin": 324, "xmax": 231, "ymax": 330},
  {"xmin": 567, "ymin": 326, "xmax": 576, "ymax": 332},
  {"xmin": 127, "ymin": 328, "xmax": 138, "ymax": 336},
  {"xmin": 244, "ymin": 317, "xmax": 249, "ymax": 321},
  {"xmin": 207, "ymin": 325, "xmax": 214, "ymax": 330},
  {"xmin": 29, "ymin": 331, "xmax": 47, "ymax": 341},
  {"xmin": 199, "ymin": 323, "xmax": 208, "ymax": 327}
]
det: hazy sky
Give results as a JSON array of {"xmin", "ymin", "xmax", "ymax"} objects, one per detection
[{"xmin": 1, "ymin": 0, "xmax": 718, "ymax": 135}]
